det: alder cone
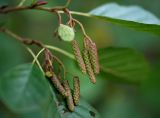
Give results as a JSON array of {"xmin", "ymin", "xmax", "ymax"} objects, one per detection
[{"xmin": 72, "ymin": 40, "xmax": 87, "ymax": 74}]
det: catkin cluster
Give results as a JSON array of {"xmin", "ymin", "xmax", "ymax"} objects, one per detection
[
  {"xmin": 71, "ymin": 37, "xmax": 100, "ymax": 84},
  {"xmin": 48, "ymin": 15, "xmax": 99, "ymax": 111},
  {"xmin": 43, "ymin": 49, "xmax": 80, "ymax": 111}
]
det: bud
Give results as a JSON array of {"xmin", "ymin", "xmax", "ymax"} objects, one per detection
[
  {"xmin": 45, "ymin": 71, "xmax": 53, "ymax": 78},
  {"xmin": 58, "ymin": 24, "xmax": 75, "ymax": 42},
  {"xmin": 72, "ymin": 40, "xmax": 86, "ymax": 74},
  {"xmin": 83, "ymin": 49, "xmax": 96, "ymax": 84},
  {"xmin": 36, "ymin": 0, "xmax": 47, "ymax": 5},
  {"xmin": 63, "ymin": 80, "xmax": 75, "ymax": 111},
  {"xmin": 73, "ymin": 76, "xmax": 80, "ymax": 105}
]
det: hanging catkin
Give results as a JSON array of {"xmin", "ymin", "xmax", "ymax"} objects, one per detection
[
  {"xmin": 63, "ymin": 80, "xmax": 75, "ymax": 111},
  {"xmin": 73, "ymin": 76, "xmax": 80, "ymax": 105},
  {"xmin": 88, "ymin": 40, "xmax": 100, "ymax": 74},
  {"xmin": 50, "ymin": 73, "xmax": 68, "ymax": 97},
  {"xmin": 83, "ymin": 49, "xmax": 96, "ymax": 84},
  {"xmin": 71, "ymin": 40, "xmax": 86, "ymax": 74}
]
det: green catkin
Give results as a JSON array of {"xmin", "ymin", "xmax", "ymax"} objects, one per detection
[
  {"xmin": 83, "ymin": 49, "xmax": 96, "ymax": 84},
  {"xmin": 72, "ymin": 40, "xmax": 87, "ymax": 74},
  {"xmin": 88, "ymin": 41, "xmax": 100, "ymax": 74},
  {"xmin": 50, "ymin": 73, "xmax": 68, "ymax": 97},
  {"xmin": 73, "ymin": 76, "xmax": 80, "ymax": 105},
  {"xmin": 63, "ymin": 80, "xmax": 75, "ymax": 112}
]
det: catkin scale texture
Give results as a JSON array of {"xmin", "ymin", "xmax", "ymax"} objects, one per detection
[
  {"xmin": 72, "ymin": 40, "xmax": 86, "ymax": 74},
  {"xmin": 51, "ymin": 74, "xmax": 67, "ymax": 97},
  {"xmin": 88, "ymin": 41, "xmax": 100, "ymax": 74},
  {"xmin": 83, "ymin": 49, "xmax": 96, "ymax": 84},
  {"xmin": 73, "ymin": 76, "xmax": 80, "ymax": 105},
  {"xmin": 63, "ymin": 80, "xmax": 75, "ymax": 111}
]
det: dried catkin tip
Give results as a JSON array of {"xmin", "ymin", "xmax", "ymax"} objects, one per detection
[
  {"xmin": 72, "ymin": 40, "xmax": 86, "ymax": 74},
  {"xmin": 73, "ymin": 76, "xmax": 80, "ymax": 106},
  {"xmin": 83, "ymin": 49, "xmax": 96, "ymax": 84},
  {"xmin": 50, "ymin": 73, "xmax": 68, "ymax": 97},
  {"xmin": 63, "ymin": 80, "xmax": 75, "ymax": 112},
  {"xmin": 88, "ymin": 41, "xmax": 100, "ymax": 74}
]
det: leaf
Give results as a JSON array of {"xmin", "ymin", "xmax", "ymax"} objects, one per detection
[
  {"xmin": 71, "ymin": 3, "xmax": 160, "ymax": 35},
  {"xmin": 99, "ymin": 47, "xmax": 149, "ymax": 83},
  {"xmin": 51, "ymin": 88, "xmax": 101, "ymax": 118},
  {"xmin": 0, "ymin": 33, "xmax": 25, "ymax": 75},
  {"xmin": 0, "ymin": 64, "xmax": 100, "ymax": 118},
  {"xmin": 0, "ymin": 63, "xmax": 52, "ymax": 112}
]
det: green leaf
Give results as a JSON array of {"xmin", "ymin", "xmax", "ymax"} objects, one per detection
[
  {"xmin": 71, "ymin": 3, "xmax": 160, "ymax": 35},
  {"xmin": 0, "ymin": 63, "xmax": 52, "ymax": 112},
  {"xmin": 99, "ymin": 47, "xmax": 149, "ymax": 83},
  {"xmin": 51, "ymin": 89, "xmax": 101, "ymax": 118},
  {"xmin": 0, "ymin": 64, "xmax": 100, "ymax": 118},
  {"xmin": 0, "ymin": 33, "xmax": 25, "ymax": 75}
]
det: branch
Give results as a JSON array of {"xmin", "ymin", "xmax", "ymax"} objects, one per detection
[
  {"xmin": 0, "ymin": 28, "xmax": 44, "ymax": 48},
  {"xmin": 0, "ymin": 28, "xmax": 75, "ymax": 60},
  {"xmin": 0, "ymin": 4, "xmax": 66, "ymax": 14}
]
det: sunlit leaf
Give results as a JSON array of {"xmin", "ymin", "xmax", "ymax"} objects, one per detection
[{"xmin": 71, "ymin": 3, "xmax": 160, "ymax": 35}]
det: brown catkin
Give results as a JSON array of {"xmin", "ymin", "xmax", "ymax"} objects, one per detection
[
  {"xmin": 83, "ymin": 49, "xmax": 96, "ymax": 84},
  {"xmin": 88, "ymin": 41, "xmax": 100, "ymax": 74},
  {"xmin": 50, "ymin": 73, "xmax": 68, "ymax": 97},
  {"xmin": 73, "ymin": 76, "xmax": 80, "ymax": 105},
  {"xmin": 63, "ymin": 80, "xmax": 75, "ymax": 111},
  {"xmin": 71, "ymin": 40, "xmax": 86, "ymax": 74}
]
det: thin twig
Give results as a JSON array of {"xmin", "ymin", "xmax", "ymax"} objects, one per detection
[
  {"xmin": 1, "ymin": 28, "xmax": 44, "ymax": 48},
  {"xmin": 64, "ymin": 0, "xmax": 71, "ymax": 7},
  {"xmin": 72, "ymin": 19, "xmax": 88, "ymax": 37},
  {"xmin": 52, "ymin": 54, "xmax": 66, "ymax": 79},
  {"xmin": 45, "ymin": 45, "xmax": 75, "ymax": 60},
  {"xmin": 18, "ymin": 0, "xmax": 27, "ymax": 7},
  {"xmin": 32, "ymin": 48, "xmax": 45, "ymax": 64},
  {"xmin": 26, "ymin": 47, "xmax": 44, "ymax": 74}
]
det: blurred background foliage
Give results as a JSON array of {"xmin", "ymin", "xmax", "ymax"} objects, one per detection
[{"xmin": 0, "ymin": 0, "xmax": 160, "ymax": 118}]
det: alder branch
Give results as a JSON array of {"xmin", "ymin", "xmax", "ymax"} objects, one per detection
[
  {"xmin": 0, "ymin": 4, "xmax": 66, "ymax": 14},
  {"xmin": 0, "ymin": 28, "xmax": 44, "ymax": 48}
]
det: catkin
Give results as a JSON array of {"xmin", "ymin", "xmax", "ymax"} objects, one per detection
[
  {"xmin": 88, "ymin": 41, "xmax": 100, "ymax": 74},
  {"xmin": 50, "ymin": 73, "xmax": 68, "ymax": 97},
  {"xmin": 73, "ymin": 76, "xmax": 80, "ymax": 105},
  {"xmin": 63, "ymin": 80, "xmax": 75, "ymax": 111},
  {"xmin": 83, "ymin": 49, "xmax": 96, "ymax": 84},
  {"xmin": 72, "ymin": 40, "xmax": 86, "ymax": 74}
]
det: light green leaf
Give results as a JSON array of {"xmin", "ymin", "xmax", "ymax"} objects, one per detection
[
  {"xmin": 71, "ymin": 3, "xmax": 160, "ymax": 35},
  {"xmin": 0, "ymin": 64, "xmax": 100, "ymax": 118},
  {"xmin": 99, "ymin": 47, "xmax": 149, "ymax": 83}
]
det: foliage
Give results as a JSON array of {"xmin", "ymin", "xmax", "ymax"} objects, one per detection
[{"xmin": 0, "ymin": 0, "xmax": 160, "ymax": 118}]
